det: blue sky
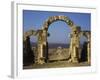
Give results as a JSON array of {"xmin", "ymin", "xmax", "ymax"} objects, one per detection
[{"xmin": 23, "ymin": 10, "xmax": 91, "ymax": 44}]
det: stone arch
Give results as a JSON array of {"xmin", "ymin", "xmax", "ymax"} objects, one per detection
[
  {"xmin": 23, "ymin": 15, "xmax": 90, "ymax": 64},
  {"xmin": 80, "ymin": 31, "xmax": 91, "ymax": 63},
  {"xmin": 23, "ymin": 30, "xmax": 43, "ymax": 64},
  {"xmin": 23, "ymin": 30, "xmax": 37, "ymax": 65},
  {"xmin": 23, "ymin": 30, "xmax": 37, "ymax": 41},
  {"xmin": 40, "ymin": 15, "xmax": 81, "ymax": 63},
  {"xmin": 43, "ymin": 15, "xmax": 75, "ymax": 30}
]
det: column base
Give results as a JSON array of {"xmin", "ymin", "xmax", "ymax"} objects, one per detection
[
  {"xmin": 72, "ymin": 57, "xmax": 79, "ymax": 63},
  {"xmin": 35, "ymin": 57, "xmax": 45, "ymax": 64}
]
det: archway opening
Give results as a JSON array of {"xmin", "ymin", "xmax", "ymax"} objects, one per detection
[
  {"xmin": 47, "ymin": 21, "xmax": 71, "ymax": 62},
  {"xmin": 23, "ymin": 35, "xmax": 37, "ymax": 66},
  {"xmin": 79, "ymin": 35, "xmax": 88, "ymax": 62},
  {"xmin": 30, "ymin": 36, "xmax": 38, "ymax": 62}
]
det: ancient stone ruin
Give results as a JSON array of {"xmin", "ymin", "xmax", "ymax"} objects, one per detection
[{"xmin": 23, "ymin": 15, "xmax": 91, "ymax": 65}]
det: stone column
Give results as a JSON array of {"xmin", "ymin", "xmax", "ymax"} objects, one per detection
[
  {"xmin": 37, "ymin": 43, "xmax": 45, "ymax": 64},
  {"xmin": 72, "ymin": 45, "xmax": 79, "ymax": 62},
  {"xmin": 40, "ymin": 44, "xmax": 43, "ymax": 57},
  {"xmin": 87, "ymin": 37, "xmax": 91, "ymax": 63},
  {"xmin": 42, "ymin": 29, "xmax": 48, "ymax": 63},
  {"xmin": 69, "ymin": 33, "xmax": 79, "ymax": 63},
  {"xmin": 71, "ymin": 27, "xmax": 81, "ymax": 63},
  {"xmin": 68, "ymin": 33, "xmax": 73, "ymax": 62},
  {"xmin": 87, "ymin": 42, "xmax": 90, "ymax": 63},
  {"xmin": 36, "ymin": 30, "xmax": 45, "ymax": 64}
]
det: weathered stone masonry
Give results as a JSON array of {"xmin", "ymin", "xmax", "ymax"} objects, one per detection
[{"xmin": 23, "ymin": 15, "xmax": 91, "ymax": 64}]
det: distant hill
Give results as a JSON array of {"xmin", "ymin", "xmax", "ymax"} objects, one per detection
[
  {"xmin": 31, "ymin": 42, "xmax": 70, "ymax": 48},
  {"xmin": 48, "ymin": 43, "xmax": 69, "ymax": 48},
  {"xmin": 30, "ymin": 42, "xmax": 83, "ymax": 49}
]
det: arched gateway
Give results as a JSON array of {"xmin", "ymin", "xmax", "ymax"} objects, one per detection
[
  {"xmin": 80, "ymin": 31, "xmax": 91, "ymax": 63},
  {"xmin": 24, "ymin": 15, "xmax": 91, "ymax": 64},
  {"xmin": 37, "ymin": 15, "xmax": 81, "ymax": 64}
]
